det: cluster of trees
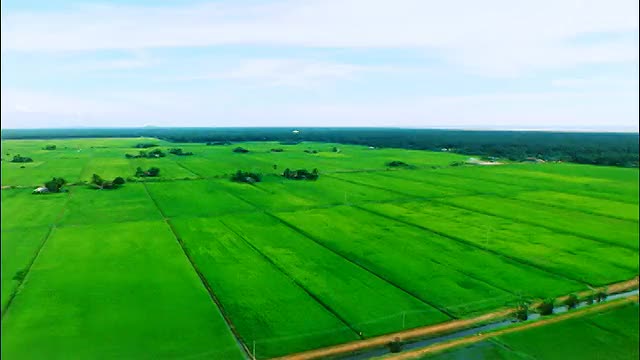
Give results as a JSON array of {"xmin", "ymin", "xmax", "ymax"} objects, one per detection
[
  {"xmin": 10, "ymin": 154, "xmax": 33, "ymax": 163},
  {"xmin": 387, "ymin": 160, "xmax": 409, "ymax": 167},
  {"xmin": 125, "ymin": 149, "xmax": 166, "ymax": 158},
  {"xmin": 4, "ymin": 128, "xmax": 638, "ymax": 168},
  {"xmin": 514, "ymin": 290, "xmax": 610, "ymax": 322},
  {"xmin": 168, "ymin": 148, "xmax": 193, "ymax": 156},
  {"xmin": 283, "ymin": 168, "xmax": 319, "ymax": 180},
  {"xmin": 43, "ymin": 145, "xmax": 56, "ymax": 150},
  {"xmin": 270, "ymin": 148, "xmax": 284, "ymax": 152},
  {"xmin": 91, "ymin": 174, "xmax": 125, "ymax": 189},
  {"xmin": 135, "ymin": 166, "xmax": 160, "ymax": 177},
  {"xmin": 233, "ymin": 147, "xmax": 249, "ymax": 153},
  {"xmin": 231, "ymin": 170, "xmax": 261, "ymax": 183},
  {"xmin": 40, "ymin": 177, "xmax": 67, "ymax": 193},
  {"xmin": 134, "ymin": 143, "xmax": 158, "ymax": 148}
]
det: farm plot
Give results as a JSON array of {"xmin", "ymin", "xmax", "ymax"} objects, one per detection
[
  {"xmin": 439, "ymin": 195, "xmax": 639, "ymax": 250},
  {"xmin": 275, "ymin": 206, "xmax": 579, "ymax": 316},
  {"xmin": 170, "ymin": 217, "xmax": 359, "ymax": 359},
  {"xmin": 328, "ymin": 172, "xmax": 474, "ymax": 199},
  {"xmin": 1, "ymin": 221, "xmax": 244, "ymax": 360},
  {"xmin": 1, "ymin": 189, "xmax": 68, "ymax": 229},
  {"xmin": 426, "ymin": 302, "xmax": 639, "ymax": 360},
  {"xmin": 218, "ymin": 174, "xmax": 404, "ymax": 213},
  {"xmin": 360, "ymin": 201, "xmax": 638, "ymax": 286},
  {"xmin": 510, "ymin": 190, "xmax": 639, "ymax": 221},
  {"xmin": 57, "ymin": 183, "xmax": 162, "ymax": 226},
  {"xmin": 145, "ymin": 180, "xmax": 255, "ymax": 218},
  {"xmin": 220, "ymin": 212, "xmax": 451, "ymax": 337},
  {"xmin": 0, "ymin": 227, "xmax": 50, "ymax": 311},
  {"xmin": 436, "ymin": 165, "xmax": 638, "ymax": 204}
]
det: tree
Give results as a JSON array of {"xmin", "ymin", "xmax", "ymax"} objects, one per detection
[
  {"xmin": 44, "ymin": 177, "xmax": 66, "ymax": 192},
  {"xmin": 147, "ymin": 167, "xmax": 160, "ymax": 177},
  {"xmin": 233, "ymin": 147, "xmax": 249, "ymax": 153},
  {"xmin": 595, "ymin": 291, "xmax": 608, "ymax": 303},
  {"xmin": 231, "ymin": 170, "xmax": 261, "ymax": 183},
  {"xmin": 537, "ymin": 298, "xmax": 555, "ymax": 316},
  {"xmin": 113, "ymin": 177, "xmax": 125, "ymax": 185},
  {"xmin": 43, "ymin": 145, "xmax": 56, "ymax": 150},
  {"xmin": 514, "ymin": 300, "xmax": 529, "ymax": 321},
  {"xmin": 135, "ymin": 167, "xmax": 145, "ymax": 177},
  {"xmin": 563, "ymin": 294, "xmax": 578, "ymax": 310},
  {"xmin": 92, "ymin": 174, "xmax": 104, "ymax": 186},
  {"xmin": 584, "ymin": 294, "xmax": 594, "ymax": 305},
  {"xmin": 283, "ymin": 168, "xmax": 291, "ymax": 178}
]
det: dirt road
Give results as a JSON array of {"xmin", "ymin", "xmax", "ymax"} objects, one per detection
[
  {"xmin": 273, "ymin": 277, "xmax": 638, "ymax": 360},
  {"xmin": 385, "ymin": 294, "xmax": 639, "ymax": 360}
]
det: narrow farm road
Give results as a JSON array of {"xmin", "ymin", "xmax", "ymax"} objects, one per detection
[
  {"xmin": 384, "ymin": 295, "xmax": 639, "ymax": 360},
  {"xmin": 273, "ymin": 277, "xmax": 638, "ymax": 360}
]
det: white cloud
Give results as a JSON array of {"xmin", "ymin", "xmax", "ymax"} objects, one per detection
[
  {"xmin": 2, "ymin": 0, "xmax": 638, "ymax": 75},
  {"xmin": 173, "ymin": 58, "xmax": 398, "ymax": 87},
  {"xmin": 3, "ymin": 87, "xmax": 637, "ymax": 131}
]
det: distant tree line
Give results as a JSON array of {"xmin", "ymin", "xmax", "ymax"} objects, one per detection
[
  {"xmin": 283, "ymin": 168, "xmax": 319, "ymax": 180},
  {"xmin": 134, "ymin": 143, "xmax": 158, "ymax": 148},
  {"xmin": 125, "ymin": 149, "xmax": 166, "ymax": 158},
  {"xmin": 4, "ymin": 128, "xmax": 638, "ymax": 167}
]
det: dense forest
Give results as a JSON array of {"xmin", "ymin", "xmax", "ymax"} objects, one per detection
[{"xmin": 2, "ymin": 127, "xmax": 638, "ymax": 167}]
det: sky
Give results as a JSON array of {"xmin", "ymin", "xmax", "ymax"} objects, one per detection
[{"xmin": 1, "ymin": 0, "xmax": 638, "ymax": 131}]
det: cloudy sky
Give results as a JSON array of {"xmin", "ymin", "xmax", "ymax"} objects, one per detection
[{"xmin": 1, "ymin": 0, "xmax": 638, "ymax": 130}]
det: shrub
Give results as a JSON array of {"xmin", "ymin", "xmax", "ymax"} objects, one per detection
[
  {"xmin": 387, "ymin": 160, "xmax": 409, "ymax": 167},
  {"xmin": 595, "ymin": 291, "xmax": 608, "ymax": 303},
  {"xmin": 564, "ymin": 294, "xmax": 579, "ymax": 309},
  {"xmin": 270, "ymin": 148, "xmax": 284, "ymax": 152},
  {"xmin": 388, "ymin": 338, "xmax": 402, "ymax": 353},
  {"xmin": 135, "ymin": 167, "xmax": 160, "ymax": 177},
  {"xmin": 233, "ymin": 147, "xmax": 249, "ymax": 153},
  {"xmin": 43, "ymin": 145, "xmax": 56, "ymax": 150},
  {"xmin": 13, "ymin": 269, "xmax": 27, "ymax": 281},
  {"xmin": 113, "ymin": 177, "xmax": 126, "ymax": 185},
  {"xmin": 537, "ymin": 298, "xmax": 555, "ymax": 316},
  {"xmin": 583, "ymin": 294, "xmax": 594, "ymax": 305},
  {"xmin": 514, "ymin": 301, "xmax": 529, "ymax": 321}
]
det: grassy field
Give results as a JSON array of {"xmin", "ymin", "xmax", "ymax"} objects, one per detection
[
  {"xmin": 426, "ymin": 302, "xmax": 639, "ymax": 360},
  {"xmin": 1, "ymin": 138, "xmax": 638, "ymax": 359}
]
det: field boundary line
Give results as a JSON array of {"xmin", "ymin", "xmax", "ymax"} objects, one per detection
[
  {"xmin": 1, "ymin": 225, "xmax": 55, "ymax": 318},
  {"xmin": 221, "ymin": 188, "xmax": 457, "ymax": 320},
  {"xmin": 263, "ymin": 211, "xmax": 457, "ymax": 320},
  {"xmin": 355, "ymin": 205, "xmax": 593, "ymax": 288},
  {"xmin": 273, "ymin": 277, "xmax": 638, "ymax": 360},
  {"xmin": 383, "ymin": 294, "xmax": 639, "ymax": 360},
  {"xmin": 140, "ymin": 182, "xmax": 252, "ymax": 359},
  {"xmin": 219, "ymin": 220, "xmax": 364, "ymax": 339},
  {"xmin": 169, "ymin": 158, "xmax": 204, "ymax": 178},
  {"xmin": 433, "ymin": 197, "xmax": 638, "ymax": 252}
]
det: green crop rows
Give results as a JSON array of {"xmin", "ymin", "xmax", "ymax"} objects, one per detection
[{"xmin": 1, "ymin": 139, "xmax": 638, "ymax": 359}]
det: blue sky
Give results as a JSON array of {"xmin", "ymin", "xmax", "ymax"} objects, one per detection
[{"xmin": 1, "ymin": 0, "xmax": 638, "ymax": 130}]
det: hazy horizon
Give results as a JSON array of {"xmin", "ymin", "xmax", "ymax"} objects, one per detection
[{"xmin": 2, "ymin": 1, "xmax": 638, "ymax": 131}]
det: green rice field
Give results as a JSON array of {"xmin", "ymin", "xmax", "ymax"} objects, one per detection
[{"xmin": 1, "ymin": 138, "xmax": 638, "ymax": 359}]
